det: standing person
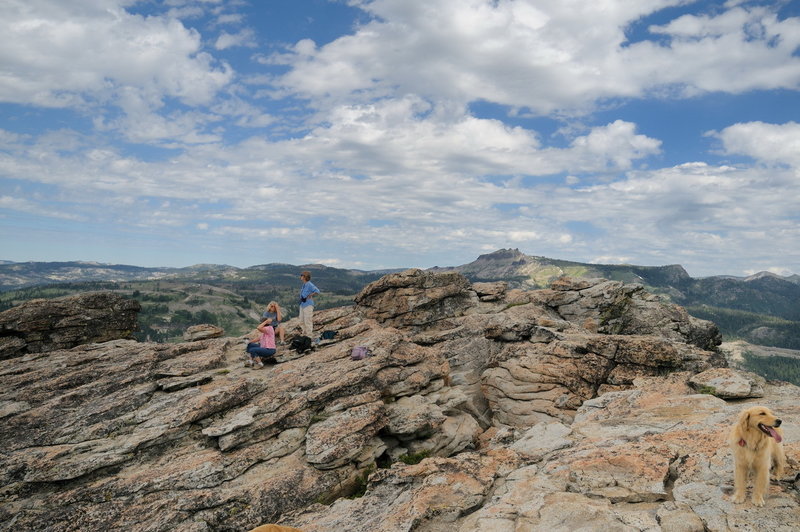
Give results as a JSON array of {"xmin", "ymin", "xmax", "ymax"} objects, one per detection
[
  {"xmin": 245, "ymin": 317, "xmax": 277, "ymax": 368},
  {"xmin": 262, "ymin": 301, "xmax": 286, "ymax": 345},
  {"xmin": 298, "ymin": 270, "xmax": 320, "ymax": 338}
]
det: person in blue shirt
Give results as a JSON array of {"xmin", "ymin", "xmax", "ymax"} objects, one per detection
[{"xmin": 299, "ymin": 270, "xmax": 320, "ymax": 338}]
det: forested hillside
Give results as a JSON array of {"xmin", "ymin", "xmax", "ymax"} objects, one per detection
[{"xmin": 0, "ymin": 270, "xmax": 369, "ymax": 342}]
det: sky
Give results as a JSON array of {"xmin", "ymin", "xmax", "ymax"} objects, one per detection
[{"xmin": 1, "ymin": 0, "xmax": 799, "ymax": 277}]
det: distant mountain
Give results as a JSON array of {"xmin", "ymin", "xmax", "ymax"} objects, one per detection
[
  {"xmin": 3, "ymin": 253, "xmax": 798, "ymax": 313},
  {"xmin": 431, "ymin": 248, "xmax": 693, "ymax": 289},
  {"xmin": 742, "ymin": 271, "xmax": 800, "ymax": 284},
  {"xmin": 0, "ymin": 261, "xmax": 180, "ymax": 290},
  {"xmin": 0, "ymin": 261, "xmax": 395, "ymax": 293},
  {"xmin": 432, "ymin": 248, "xmax": 800, "ymax": 319},
  {"xmin": 2, "ymin": 251, "xmax": 799, "ymax": 349}
]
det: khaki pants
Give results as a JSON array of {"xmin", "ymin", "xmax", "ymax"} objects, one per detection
[{"xmin": 299, "ymin": 305, "xmax": 314, "ymax": 337}]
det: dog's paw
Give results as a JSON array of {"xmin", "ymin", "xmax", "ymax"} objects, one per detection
[
  {"xmin": 732, "ymin": 492, "xmax": 746, "ymax": 504},
  {"xmin": 752, "ymin": 496, "xmax": 765, "ymax": 507}
]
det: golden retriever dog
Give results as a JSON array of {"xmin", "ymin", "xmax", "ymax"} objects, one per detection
[{"xmin": 729, "ymin": 405, "xmax": 786, "ymax": 506}]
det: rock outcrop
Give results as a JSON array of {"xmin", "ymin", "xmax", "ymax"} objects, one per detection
[
  {"xmin": 1, "ymin": 270, "xmax": 798, "ymax": 532},
  {"xmin": 184, "ymin": 324, "xmax": 226, "ymax": 342},
  {"xmin": 0, "ymin": 292, "xmax": 140, "ymax": 360}
]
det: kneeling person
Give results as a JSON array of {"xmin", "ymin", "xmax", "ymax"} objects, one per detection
[{"xmin": 246, "ymin": 318, "xmax": 278, "ymax": 368}]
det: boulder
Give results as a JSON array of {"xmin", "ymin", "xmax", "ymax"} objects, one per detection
[
  {"xmin": 688, "ymin": 367, "xmax": 765, "ymax": 399},
  {"xmin": 183, "ymin": 323, "xmax": 225, "ymax": 341},
  {"xmin": 354, "ymin": 268, "xmax": 477, "ymax": 326},
  {"xmin": 544, "ymin": 277, "xmax": 722, "ymax": 350},
  {"xmin": 472, "ymin": 281, "xmax": 508, "ymax": 301},
  {"xmin": 0, "ymin": 292, "xmax": 140, "ymax": 359}
]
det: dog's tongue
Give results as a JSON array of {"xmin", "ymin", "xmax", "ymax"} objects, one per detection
[{"xmin": 764, "ymin": 425, "xmax": 782, "ymax": 443}]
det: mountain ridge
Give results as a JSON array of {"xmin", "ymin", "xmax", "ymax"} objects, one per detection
[
  {"xmin": 2, "ymin": 251, "xmax": 797, "ymax": 292},
  {"xmin": 3, "ymin": 250, "xmax": 800, "ymax": 350},
  {"xmin": 0, "ymin": 260, "xmax": 397, "ymax": 291}
]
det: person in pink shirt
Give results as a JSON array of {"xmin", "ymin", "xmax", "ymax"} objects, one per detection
[{"xmin": 246, "ymin": 317, "xmax": 277, "ymax": 368}]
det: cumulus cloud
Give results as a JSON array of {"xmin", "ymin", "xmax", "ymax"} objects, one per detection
[
  {"xmin": 537, "ymin": 161, "xmax": 800, "ymax": 273},
  {"xmin": 5, "ymin": 116, "xmax": 795, "ymax": 274},
  {"xmin": 0, "ymin": 1, "xmax": 232, "ymax": 105},
  {"xmin": 272, "ymin": 0, "xmax": 800, "ymax": 113},
  {"xmin": 644, "ymin": 6, "xmax": 800, "ymax": 94},
  {"xmin": 0, "ymin": 0, "xmax": 232, "ymax": 144},
  {"xmin": 276, "ymin": 97, "xmax": 660, "ymax": 179},
  {"xmin": 712, "ymin": 121, "xmax": 800, "ymax": 167}
]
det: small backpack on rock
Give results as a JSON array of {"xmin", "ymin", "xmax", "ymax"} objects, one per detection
[
  {"xmin": 290, "ymin": 335, "xmax": 313, "ymax": 354},
  {"xmin": 350, "ymin": 346, "xmax": 373, "ymax": 360}
]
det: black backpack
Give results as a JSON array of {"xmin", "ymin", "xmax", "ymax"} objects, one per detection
[
  {"xmin": 320, "ymin": 330, "xmax": 337, "ymax": 340},
  {"xmin": 290, "ymin": 335, "xmax": 313, "ymax": 354}
]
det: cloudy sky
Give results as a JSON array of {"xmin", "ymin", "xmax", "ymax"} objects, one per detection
[{"xmin": 1, "ymin": 0, "xmax": 799, "ymax": 276}]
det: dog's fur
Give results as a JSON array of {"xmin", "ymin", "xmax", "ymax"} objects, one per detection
[
  {"xmin": 729, "ymin": 405, "xmax": 786, "ymax": 506},
  {"xmin": 248, "ymin": 525, "xmax": 303, "ymax": 532}
]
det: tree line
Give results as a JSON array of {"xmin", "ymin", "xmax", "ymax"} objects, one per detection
[{"xmin": 739, "ymin": 352, "xmax": 800, "ymax": 386}]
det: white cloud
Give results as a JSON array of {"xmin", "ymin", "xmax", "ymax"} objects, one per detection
[
  {"xmin": 645, "ymin": 6, "xmax": 800, "ymax": 93},
  {"xmin": 537, "ymin": 161, "xmax": 800, "ymax": 274},
  {"xmin": 592, "ymin": 255, "xmax": 633, "ymax": 264},
  {"xmin": 0, "ymin": 0, "xmax": 232, "ymax": 144},
  {"xmin": 712, "ymin": 121, "xmax": 800, "ymax": 167},
  {"xmin": 211, "ymin": 98, "xmax": 275, "ymax": 129},
  {"xmin": 0, "ymin": 1, "xmax": 232, "ymax": 106},
  {"xmin": 215, "ymin": 28, "xmax": 256, "ymax": 50},
  {"xmin": 285, "ymin": 97, "xmax": 660, "ymax": 179},
  {"xmin": 306, "ymin": 257, "xmax": 366, "ymax": 268},
  {"xmin": 744, "ymin": 266, "xmax": 795, "ymax": 277},
  {"xmin": 1, "ymin": 121, "xmax": 798, "ymax": 275},
  {"xmin": 272, "ymin": 0, "xmax": 800, "ymax": 114},
  {"xmin": 96, "ymin": 87, "xmax": 223, "ymax": 144},
  {"xmin": 0, "ymin": 195, "xmax": 84, "ymax": 220}
]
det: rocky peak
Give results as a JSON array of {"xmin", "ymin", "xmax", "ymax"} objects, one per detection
[
  {"xmin": 0, "ymin": 291, "xmax": 140, "ymax": 360},
  {"xmin": 0, "ymin": 270, "xmax": 796, "ymax": 532},
  {"xmin": 474, "ymin": 247, "xmax": 526, "ymax": 261},
  {"xmin": 353, "ymin": 268, "xmax": 476, "ymax": 326}
]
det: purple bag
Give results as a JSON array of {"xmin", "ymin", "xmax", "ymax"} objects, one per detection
[{"xmin": 350, "ymin": 346, "xmax": 372, "ymax": 360}]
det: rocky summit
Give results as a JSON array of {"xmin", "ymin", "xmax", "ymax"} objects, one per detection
[{"xmin": 0, "ymin": 270, "xmax": 797, "ymax": 532}]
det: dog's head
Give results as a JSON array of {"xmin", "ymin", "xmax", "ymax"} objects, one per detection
[
  {"xmin": 248, "ymin": 525, "xmax": 303, "ymax": 532},
  {"xmin": 738, "ymin": 405, "xmax": 783, "ymax": 443}
]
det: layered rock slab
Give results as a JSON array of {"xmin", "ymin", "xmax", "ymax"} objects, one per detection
[
  {"xmin": 0, "ymin": 325, "xmax": 451, "ymax": 530},
  {"xmin": 281, "ymin": 376, "xmax": 800, "ymax": 532},
  {"xmin": 4, "ymin": 269, "xmax": 784, "ymax": 532}
]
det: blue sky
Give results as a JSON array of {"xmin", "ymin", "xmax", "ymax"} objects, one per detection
[{"xmin": 1, "ymin": 0, "xmax": 799, "ymax": 277}]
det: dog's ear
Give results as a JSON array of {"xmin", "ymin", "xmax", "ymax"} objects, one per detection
[{"xmin": 738, "ymin": 410, "xmax": 751, "ymax": 434}]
